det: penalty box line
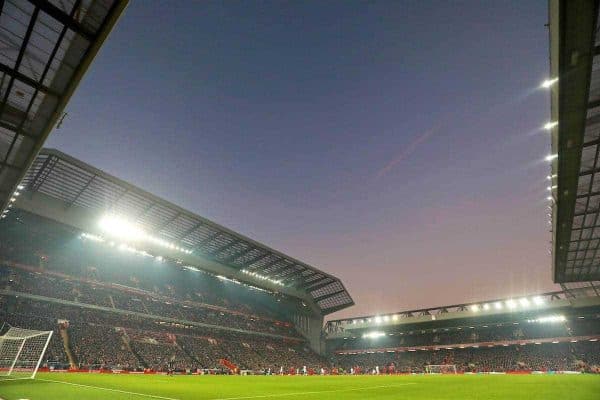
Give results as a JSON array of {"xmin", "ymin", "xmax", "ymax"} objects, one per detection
[
  {"xmin": 36, "ymin": 378, "xmax": 180, "ymax": 400},
  {"xmin": 212, "ymin": 383, "xmax": 418, "ymax": 400}
]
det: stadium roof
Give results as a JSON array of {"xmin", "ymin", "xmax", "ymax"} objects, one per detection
[
  {"xmin": 548, "ymin": 0, "xmax": 600, "ymax": 283},
  {"xmin": 0, "ymin": 0, "xmax": 128, "ymax": 213},
  {"xmin": 324, "ymin": 288, "xmax": 600, "ymax": 338},
  {"xmin": 14, "ymin": 148, "xmax": 354, "ymax": 315}
]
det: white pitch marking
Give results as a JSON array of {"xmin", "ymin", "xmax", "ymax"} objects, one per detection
[
  {"xmin": 36, "ymin": 378, "xmax": 180, "ymax": 400},
  {"xmin": 211, "ymin": 383, "xmax": 418, "ymax": 400}
]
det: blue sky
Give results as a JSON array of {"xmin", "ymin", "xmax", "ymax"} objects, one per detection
[{"xmin": 47, "ymin": 0, "xmax": 555, "ymax": 318}]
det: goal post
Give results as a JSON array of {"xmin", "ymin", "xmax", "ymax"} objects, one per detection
[
  {"xmin": 424, "ymin": 364, "xmax": 457, "ymax": 374},
  {"xmin": 0, "ymin": 325, "xmax": 53, "ymax": 380}
]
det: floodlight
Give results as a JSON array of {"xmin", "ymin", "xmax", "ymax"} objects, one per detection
[
  {"xmin": 518, "ymin": 298, "xmax": 530, "ymax": 307},
  {"xmin": 532, "ymin": 296, "xmax": 544, "ymax": 306},
  {"xmin": 545, "ymin": 154, "xmax": 558, "ymax": 161},
  {"xmin": 543, "ymin": 121, "xmax": 558, "ymax": 130},
  {"xmin": 506, "ymin": 299, "xmax": 517, "ymax": 309},
  {"xmin": 374, "ymin": 316, "xmax": 382, "ymax": 324},
  {"xmin": 470, "ymin": 304, "xmax": 480, "ymax": 312},
  {"xmin": 17, "ymin": 185, "xmax": 24, "ymax": 190},
  {"xmin": 392, "ymin": 314, "xmax": 399, "ymax": 321},
  {"xmin": 362, "ymin": 331, "xmax": 386, "ymax": 339},
  {"xmin": 383, "ymin": 315, "xmax": 389, "ymax": 322},
  {"xmin": 494, "ymin": 301, "xmax": 503, "ymax": 310},
  {"xmin": 99, "ymin": 215, "xmax": 146, "ymax": 240},
  {"xmin": 541, "ymin": 78, "xmax": 558, "ymax": 88},
  {"xmin": 482, "ymin": 303, "xmax": 490, "ymax": 311}
]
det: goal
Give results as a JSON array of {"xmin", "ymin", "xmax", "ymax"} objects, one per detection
[
  {"xmin": 424, "ymin": 364, "xmax": 457, "ymax": 374},
  {"xmin": 0, "ymin": 325, "xmax": 53, "ymax": 379}
]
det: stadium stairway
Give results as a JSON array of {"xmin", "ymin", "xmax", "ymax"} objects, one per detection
[
  {"xmin": 59, "ymin": 326, "xmax": 77, "ymax": 369},
  {"xmin": 108, "ymin": 295, "xmax": 116, "ymax": 309},
  {"xmin": 121, "ymin": 331, "xmax": 148, "ymax": 368},
  {"xmin": 179, "ymin": 342, "xmax": 201, "ymax": 365}
]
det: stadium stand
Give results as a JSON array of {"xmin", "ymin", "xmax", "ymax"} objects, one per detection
[{"xmin": 1, "ymin": 150, "xmax": 599, "ymax": 376}]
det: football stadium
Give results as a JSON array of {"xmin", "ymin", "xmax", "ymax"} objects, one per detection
[{"xmin": 0, "ymin": 0, "xmax": 600, "ymax": 399}]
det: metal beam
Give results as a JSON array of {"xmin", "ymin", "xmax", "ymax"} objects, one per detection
[
  {"xmin": 176, "ymin": 222, "xmax": 204, "ymax": 241},
  {"xmin": 313, "ymin": 289, "xmax": 347, "ymax": 302},
  {"xmin": 153, "ymin": 212, "xmax": 180, "ymax": 233},
  {"xmin": 66, "ymin": 174, "xmax": 96, "ymax": 208},
  {"xmin": 240, "ymin": 252, "xmax": 270, "ymax": 268},
  {"xmin": 210, "ymin": 239, "xmax": 243, "ymax": 256},
  {"xmin": 27, "ymin": 0, "xmax": 96, "ymax": 42},
  {"xmin": 220, "ymin": 246, "xmax": 257, "ymax": 264},
  {"xmin": 306, "ymin": 279, "xmax": 336, "ymax": 293}
]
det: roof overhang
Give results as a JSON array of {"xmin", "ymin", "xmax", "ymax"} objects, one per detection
[
  {"xmin": 8, "ymin": 148, "xmax": 354, "ymax": 315},
  {"xmin": 325, "ymin": 289, "xmax": 600, "ymax": 339},
  {"xmin": 549, "ymin": 0, "xmax": 600, "ymax": 282},
  {"xmin": 0, "ymin": 0, "xmax": 129, "ymax": 213}
]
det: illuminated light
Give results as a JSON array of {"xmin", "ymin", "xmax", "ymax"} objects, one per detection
[
  {"xmin": 17, "ymin": 185, "xmax": 24, "ymax": 190},
  {"xmin": 99, "ymin": 215, "xmax": 146, "ymax": 240},
  {"xmin": 551, "ymin": 185, "xmax": 557, "ymax": 189},
  {"xmin": 552, "ymin": 341, "xmax": 559, "ymax": 344},
  {"xmin": 532, "ymin": 296, "xmax": 544, "ymax": 306},
  {"xmin": 534, "ymin": 342, "xmax": 541, "ymax": 345},
  {"xmin": 383, "ymin": 315, "xmax": 390, "ymax": 322},
  {"xmin": 528, "ymin": 315, "xmax": 566, "ymax": 323},
  {"xmin": 578, "ymin": 316, "xmax": 585, "ymax": 319},
  {"xmin": 547, "ymin": 196, "xmax": 553, "ymax": 201},
  {"xmin": 494, "ymin": 301, "xmax": 503, "ymax": 310},
  {"xmin": 570, "ymin": 340, "xmax": 578, "ymax": 343},
  {"xmin": 590, "ymin": 339, "xmax": 598, "ymax": 342},
  {"xmin": 362, "ymin": 331, "xmax": 386, "ymax": 339},
  {"xmin": 9, "ymin": 197, "xmax": 16, "ymax": 202},
  {"xmin": 392, "ymin": 314, "xmax": 399, "ymax": 321},
  {"xmin": 470, "ymin": 304, "xmax": 480, "ymax": 312},
  {"xmin": 545, "ymin": 154, "xmax": 558, "ymax": 161},
  {"xmin": 367, "ymin": 318, "xmax": 372, "ymax": 323},
  {"xmin": 13, "ymin": 192, "xmax": 19, "ymax": 196},
  {"xmin": 374, "ymin": 316, "xmax": 382, "ymax": 324},
  {"xmin": 541, "ymin": 78, "xmax": 558, "ymax": 88},
  {"xmin": 482, "ymin": 303, "xmax": 490, "ymax": 311},
  {"xmin": 505, "ymin": 299, "xmax": 517, "ymax": 309},
  {"xmin": 543, "ymin": 121, "xmax": 558, "ymax": 130},
  {"xmin": 156, "ymin": 256, "xmax": 163, "ymax": 262},
  {"xmin": 352, "ymin": 320, "xmax": 357, "ymax": 324},
  {"xmin": 519, "ymin": 298, "xmax": 530, "ymax": 307},
  {"xmin": 80, "ymin": 232, "xmax": 105, "ymax": 242}
]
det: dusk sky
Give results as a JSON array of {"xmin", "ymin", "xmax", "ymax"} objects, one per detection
[{"xmin": 46, "ymin": 0, "xmax": 557, "ymax": 319}]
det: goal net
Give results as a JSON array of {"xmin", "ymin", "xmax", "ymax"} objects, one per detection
[
  {"xmin": 0, "ymin": 325, "xmax": 53, "ymax": 380},
  {"xmin": 424, "ymin": 364, "xmax": 457, "ymax": 374}
]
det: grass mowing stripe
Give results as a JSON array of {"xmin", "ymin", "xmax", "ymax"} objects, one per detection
[
  {"xmin": 36, "ymin": 378, "xmax": 180, "ymax": 400},
  {"xmin": 211, "ymin": 383, "xmax": 418, "ymax": 400}
]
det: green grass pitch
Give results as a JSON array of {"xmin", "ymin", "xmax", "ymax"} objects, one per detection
[{"xmin": 1, "ymin": 373, "xmax": 599, "ymax": 400}]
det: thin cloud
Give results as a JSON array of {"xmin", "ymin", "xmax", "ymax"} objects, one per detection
[{"xmin": 376, "ymin": 124, "xmax": 441, "ymax": 178}]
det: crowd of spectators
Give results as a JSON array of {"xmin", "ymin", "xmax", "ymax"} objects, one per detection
[
  {"xmin": 333, "ymin": 341, "xmax": 600, "ymax": 373},
  {"xmin": 1, "ymin": 267, "xmax": 298, "ymax": 338},
  {"xmin": 0, "ymin": 295, "xmax": 325, "ymax": 373}
]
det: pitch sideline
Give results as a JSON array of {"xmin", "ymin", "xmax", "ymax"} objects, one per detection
[
  {"xmin": 211, "ymin": 383, "xmax": 418, "ymax": 400},
  {"xmin": 36, "ymin": 378, "xmax": 180, "ymax": 400}
]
